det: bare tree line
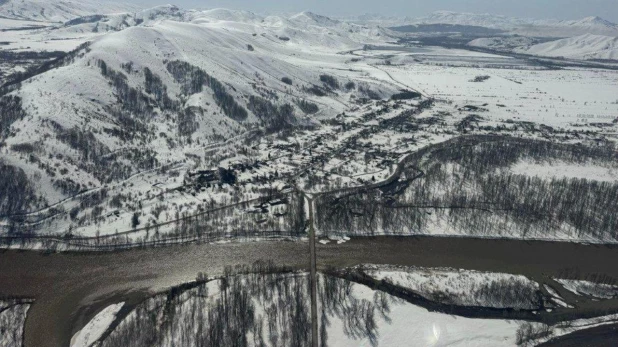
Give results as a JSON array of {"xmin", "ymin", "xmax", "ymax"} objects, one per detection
[{"xmin": 315, "ymin": 136, "xmax": 618, "ymax": 241}]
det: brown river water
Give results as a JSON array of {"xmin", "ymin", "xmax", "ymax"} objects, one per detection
[{"xmin": 2, "ymin": 237, "xmax": 618, "ymax": 346}]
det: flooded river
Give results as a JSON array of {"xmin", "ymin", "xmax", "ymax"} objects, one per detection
[{"xmin": 2, "ymin": 237, "xmax": 618, "ymax": 346}]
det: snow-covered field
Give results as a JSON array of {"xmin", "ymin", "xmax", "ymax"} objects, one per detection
[
  {"xmin": 0, "ymin": 17, "xmax": 54, "ymax": 30},
  {"xmin": 88, "ymin": 273, "xmax": 524, "ymax": 347},
  {"xmin": 468, "ymin": 36, "xmax": 543, "ymax": 52},
  {"xmin": 324, "ymin": 281, "xmax": 520, "ymax": 347},
  {"xmin": 365, "ymin": 265, "xmax": 541, "ymax": 309},
  {"xmin": 370, "ymin": 53, "xmax": 618, "ymax": 127},
  {"xmin": 78, "ymin": 272, "xmax": 618, "ymax": 347}
]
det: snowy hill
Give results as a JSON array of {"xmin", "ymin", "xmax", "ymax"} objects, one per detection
[
  {"xmin": 568, "ymin": 16, "xmax": 618, "ymax": 32},
  {"xmin": 514, "ymin": 18, "xmax": 618, "ymax": 37},
  {"xmin": 186, "ymin": 8, "xmax": 262, "ymax": 24},
  {"xmin": 517, "ymin": 34, "xmax": 618, "ymax": 60},
  {"xmin": 0, "ymin": 0, "xmax": 142, "ymax": 23},
  {"xmin": 0, "ymin": 4, "xmax": 184, "ymax": 54},
  {"xmin": 289, "ymin": 11, "xmax": 341, "ymax": 27},
  {"xmin": 470, "ymin": 34, "xmax": 618, "ymax": 60},
  {"xmin": 412, "ymin": 11, "xmax": 530, "ymax": 30},
  {"xmin": 0, "ymin": 8, "xmax": 398, "ymax": 237},
  {"xmin": 56, "ymin": 8, "xmax": 391, "ymax": 45},
  {"xmin": 61, "ymin": 5, "xmax": 185, "ymax": 33},
  {"xmin": 408, "ymin": 11, "xmax": 618, "ymax": 37}
]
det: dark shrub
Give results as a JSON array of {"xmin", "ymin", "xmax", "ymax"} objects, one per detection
[
  {"xmin": 391, "ymin": 90, "xmax": 422, "ymax": 100},
  {"xmin": 320, "ymin": 74, "xmax": 339, "ymax": 89}
]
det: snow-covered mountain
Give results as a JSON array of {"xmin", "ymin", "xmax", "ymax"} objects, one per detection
[
  {"xmin": 60, "ymin": 4, "xmax": 185, "ymax": 33},
  {"xmin": 411, "ymin": 11, "xmax": 530, "ymax": 30},
  {"xmin": 517, "ymin": 34, "xmax": 618, "ymax": 60},
  {"xmin": 567, "ymin": 16, "xmax": 618, "ymax": 32},
  {"xmin": 0, "ymin": 7, "xmax": 397, "ymax": 235},
  {"xmin": 0, "ymin": 0, "xmax": 142, "ymax": 23},
  {"xmin": 57, "ymin": 8, "xmax": 393, "ymax": 48},
  {"xmin": 407, "ymin": 11, "xmax": 618, "ymax": 37}
]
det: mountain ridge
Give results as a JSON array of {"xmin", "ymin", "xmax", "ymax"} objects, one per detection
[
  {"xmin": 384, "ymin": 10, "xmax": 618, "ymax": 37},
  {"xmin": 0, "ymin": 0, "xmax": 142, "ymax": 22}
]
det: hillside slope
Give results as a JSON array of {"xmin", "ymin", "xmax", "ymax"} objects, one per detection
[
  {"xmin": 517, "ymin": 34, "xmax": 618, "ymax": 60},
  {"xmin": 0, "ymin": 0, "xmax": 141, "ymax": 22},
  {"xmin": 0, "ymin": 9, "xmax": 399, "ymax": 239}
]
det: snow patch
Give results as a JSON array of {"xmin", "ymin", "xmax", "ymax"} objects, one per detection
[{"xmin": 71, "ymin": 302, "xmax": 125, "ymax": 347}]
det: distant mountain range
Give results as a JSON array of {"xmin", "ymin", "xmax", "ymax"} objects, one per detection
[
  {"xmin": 352, "ymin": 10, "xmax": 618, "ymax": 37},
  {"xmin": 0, "ymin": 0, "xmax": 142, "ymax": 22}
]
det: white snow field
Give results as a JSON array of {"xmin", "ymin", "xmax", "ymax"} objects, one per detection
[
  {"xmin": 70, "ymin": 302, "xmax": 124, "ymax": 347},
  {"xmin": 365, "ymin": 265, "xmax": 540, "ymax": 308},
  {"xmin": 93, "ymin": 274, "xmax": 522, "ymax": 347},
  {"xmin": 367, "ymin": 51, "xmax": 618, "ymax": 128},
  {"xmin": 88, "ymin": 273, "xmax": 618, "ymax": 347},
  {"xmin": 325, "ymin": 282, "xmax": 519, "ymax": 347}
]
